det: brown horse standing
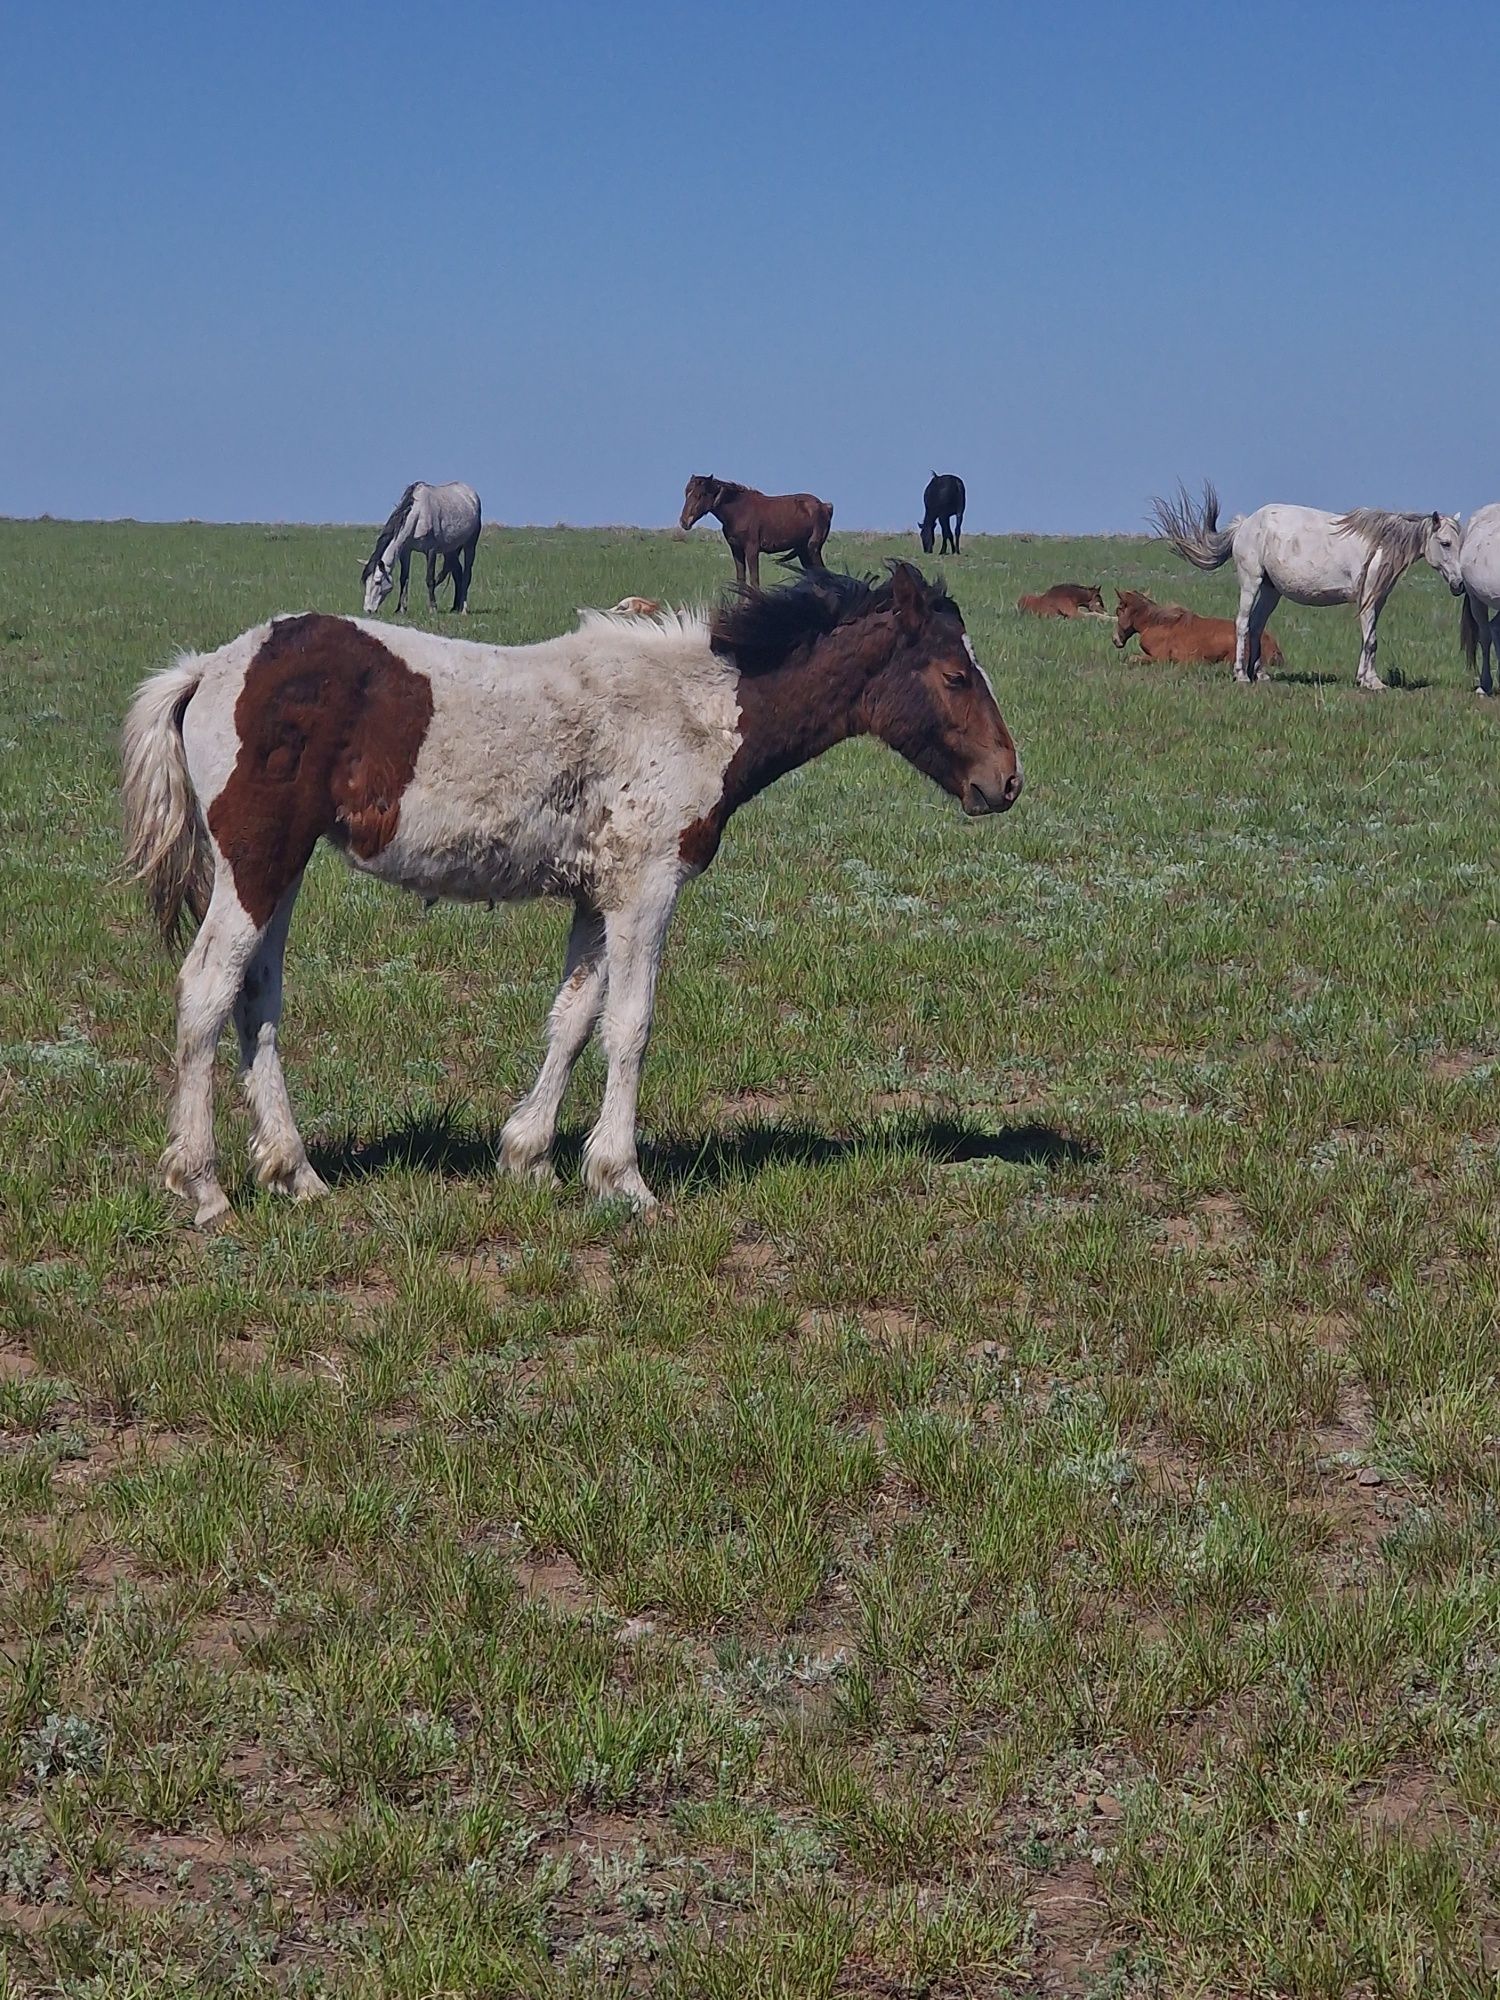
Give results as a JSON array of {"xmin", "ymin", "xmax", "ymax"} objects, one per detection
[
  {"xmin": 680, "ymin": 475, "xmax": 833, "ymax": 589},
  {"xmin": 1017, "ymin": 583, "xmax": 1106, "ymax": 619},
  {"xmin": 1113, "ymin": 588, "xmax": 1283, "ymax": 668}
]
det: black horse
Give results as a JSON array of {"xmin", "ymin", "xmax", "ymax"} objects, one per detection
[{"xmin": 920, "ymin": 473, "xmax": 966, "ymax": 556}]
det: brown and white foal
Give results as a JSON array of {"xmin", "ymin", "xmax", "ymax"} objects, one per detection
[{"xmin": 122, "ymin": 565, "xmax": 1021, "ymax": 1223}]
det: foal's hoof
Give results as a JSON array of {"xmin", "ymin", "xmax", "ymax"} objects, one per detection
[
  {"xmin": 164, "ymin": 1150, "xmax": 231, "ymax": 1230},
  {"xmin": 583, "ymin": 1162, "xmax": 658, "ymax": 1214},
  {"xmin": 498, "ymin": 1130, "xmax": 560, "ymax": 1187},
  {"xmin": 253, "ymin": 1149, "xmax": 328, "ymax": 1204}
]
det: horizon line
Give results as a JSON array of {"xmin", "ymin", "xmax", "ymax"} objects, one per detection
[{"xmin": 0, "ymin": 513, "xmax": 1150, "ymax": 540}]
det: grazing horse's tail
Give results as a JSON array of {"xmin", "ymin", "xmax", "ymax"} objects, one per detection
[
  {"xmin": 1150, "ymin": 480, "xmax": 1236, "ymax": 570},
  {"xmin": 121, "ymin": 656, "xmax": 213, "ymax": 945},
  {"xmin": 1460, "ymin": 591, "xmax": 1479, "ymax": 674}
]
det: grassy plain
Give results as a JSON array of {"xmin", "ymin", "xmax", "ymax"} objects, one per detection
[{"xmin": 1, "ymin": 517, "xmax": 1497, "ymax": 1996}]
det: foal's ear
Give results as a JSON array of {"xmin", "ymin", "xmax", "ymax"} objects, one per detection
[{"xmin": 889, "ymin": 561, "xmax": 926, "ymax": 635}]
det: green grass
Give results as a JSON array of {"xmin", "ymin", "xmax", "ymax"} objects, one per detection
[{"xmin": 1, "ymin": 517, "xmax": 1497, "ymax": 1996}]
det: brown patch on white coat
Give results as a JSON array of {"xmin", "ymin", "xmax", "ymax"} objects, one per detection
[{"xmin": 120, "ymin": 565, "xmax": 1020, "ymax": 1226}]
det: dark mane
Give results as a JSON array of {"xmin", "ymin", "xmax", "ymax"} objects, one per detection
[
  {"xmin": 362, "ymin": 482, "xmax": 418, "ymax": 579},
  {"xmin": 709, "ymin": 564, "xmax": 954, "ymax": 676}
]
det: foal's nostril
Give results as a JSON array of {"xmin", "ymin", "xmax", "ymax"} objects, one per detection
[{"xmin": 1003, "ymin": 769, "xmax": 1024, "ymax": 807}]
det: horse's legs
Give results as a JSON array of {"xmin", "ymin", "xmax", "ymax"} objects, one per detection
[
  {"xmin": 1232, "ymin": 570, "xmax": 1260, "ymax": 681},
  {"xmin": 498, "ymin": 901, "xmax": 607, "ymax": 1183},
  {"xmin": 582, "ymin": 875, "xmax": 681, "ymax": 1210},
  {"xmin": 163, "ymin": 870, "xmax": 265, "ymax": 1227},
  {"xmin": 1356, "ymin": 582, "xmax": 1394, "ymax": 690},
  {"xmin": 745, "ymin": 543, "xmax": 761, "ymax": 589},
  {"xmin": 424, "ymin": 551, "xmax": 440, "ymax": 609},
  {"xmin": 1476, "ymin": 600, "xmax": 1495, "ymax": 696},
  {"xmin": 233, "ymin": 877, "xmax": 324, "ymax": 1204},
  {"xmin": 954, "ymin": 511, "xmax": 964, "ymax": 554},
  {"xmin": 396, "ymin": 550, "xmax": 412, "ymax": 614},
  {"xmin": 728, "ymin": 534, "xmax": 747, "ymax": 588},
  {"xmin": 1245, "ymin": 582, "xmax": 1281, "ymax": 680},
  {"xmin": 457, "ymin": 534, "xmax": 477, "ymax": 613}
]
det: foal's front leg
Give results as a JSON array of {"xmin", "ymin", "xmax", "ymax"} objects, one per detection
[
  {"xmin": 582, "ymin": 875, "xmax": 682, "ymax": 1210},
  {"xmin": 499, "ymin": 902, "xmax": 607, "ymax": 1183}
]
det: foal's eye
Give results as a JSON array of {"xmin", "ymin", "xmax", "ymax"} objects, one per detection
[{"xmin": 943, "ymin": 669, "xmax": 969, "ymax": 690}]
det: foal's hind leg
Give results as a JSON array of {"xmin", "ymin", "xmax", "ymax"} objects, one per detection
[
  {"xmin": 235, "ymin": 877, "xmax": 325, "ymax": 1204},
  {"xmin": 499, "ymin": 901, "xmax": 607, "ymax": 1183},
  {"xmin": 163, "ymin": 870, "xmax": 265, "ymax": 1228}
]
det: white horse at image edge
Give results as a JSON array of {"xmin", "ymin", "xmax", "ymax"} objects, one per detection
[
  {"xmin": 1152, "ymin": 483, "xmax": 1463, "ymax": 688},
  {"xmin": 1458, "ymin": 503, "xmax": 1500, "ymax": 695}
]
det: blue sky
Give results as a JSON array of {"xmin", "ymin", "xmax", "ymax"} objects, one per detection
[{"xmin": 5, "ymin": 1, "xmax": 1497, "ymax": 532}]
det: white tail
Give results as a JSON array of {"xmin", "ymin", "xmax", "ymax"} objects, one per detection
[
  {"xmin": 121, "ymin": 655, "xmax": 212, "ymax": 943},
  {"xmin": 1149, "ymin": 480, "xmax": 1237, "ymax": 571}
]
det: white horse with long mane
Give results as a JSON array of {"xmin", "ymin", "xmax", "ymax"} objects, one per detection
[
  {"xmin": 1457, "ymin": 503, "xmax": 1500, "ymax": 695},
  {"xmin": 362, "ymin": 480, "xmax": 482, "ymax": 616},
  {"xmin": 120, "ymin": 567, "xmax": 1022, "ymax": 1225},
  {"xmin": 1151, "ymin": 483, "xmax": 1462, "ymax": 688}
]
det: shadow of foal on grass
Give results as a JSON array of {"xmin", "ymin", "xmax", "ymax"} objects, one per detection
[{"xmin": 309, "ymin": 1108, "xmax": 1088, "ymax": 1200}]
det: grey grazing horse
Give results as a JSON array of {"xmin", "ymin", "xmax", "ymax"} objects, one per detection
[
  {"xmin": 1152, "ymin": 483, "xmax": 1462, "ymax": 688},
  {"xmin": 362, "ymin": 481, "xmax": 482, "ymax": 616},
  {"xmin": 1457, "ymin": 504, "xmax": 1500, "ymax": 695}
]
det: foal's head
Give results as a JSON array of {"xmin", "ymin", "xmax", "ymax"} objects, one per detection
[
  {"xmin": 861, "ymin": 564, "xmax": 1021, "ymax": 814},
  {"xmin": 680, "ymin": 474, "xmax": 723, "ymax": 531},
  {"xmin": 1113, "ymin": 588, "xmax": 1150, "ymax": 648}
]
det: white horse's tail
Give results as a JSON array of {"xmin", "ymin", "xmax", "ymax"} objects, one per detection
[
  {"xmin": 121, "ymin": 655, "xmax": 213, "ymax": 944},
  {"xmin": 1460, "ymin": 591, "xmax": 1480, "ymax": 675},
  {"xmin": 1150, "ymin": 480, "xmax": 1236, "ymax": 570}
]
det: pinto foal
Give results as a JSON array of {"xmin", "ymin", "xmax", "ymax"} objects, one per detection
[{"xmin": 123, "ymin": 566, "xmax": 1022, "ymax": 1224}]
